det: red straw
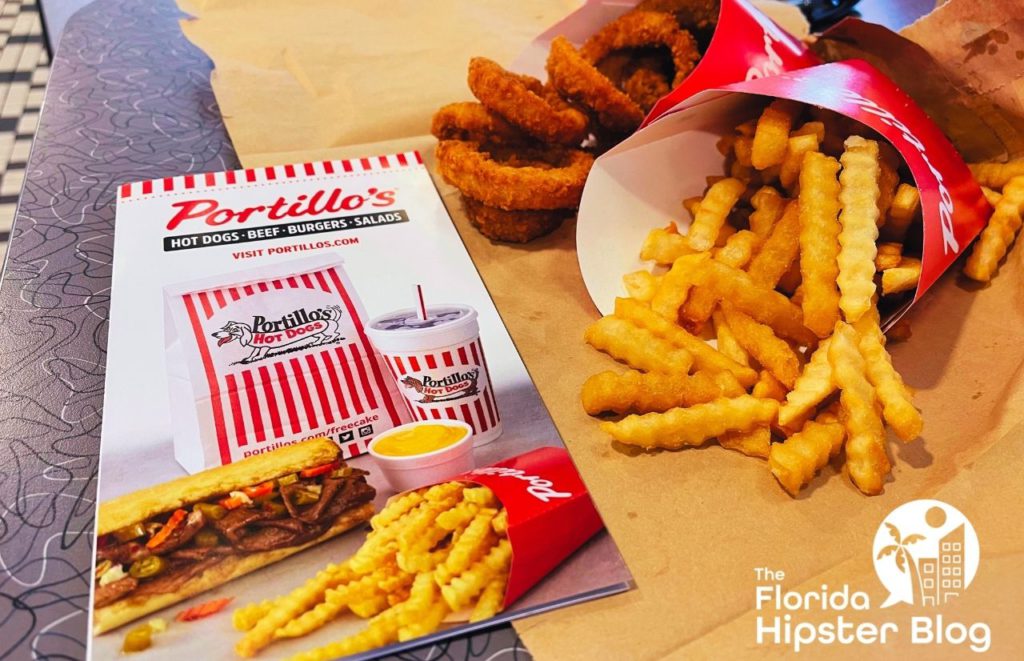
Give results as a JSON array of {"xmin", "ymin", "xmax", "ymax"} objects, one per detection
[{"xmin": 415, "ymin": 284, "xmax": 428, "ymax": 321}]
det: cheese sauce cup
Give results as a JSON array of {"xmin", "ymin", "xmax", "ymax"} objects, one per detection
[
  {"xmin": 367, "ymin": 305, "xmax": 503, "ymax": 446},
  {"xmin": 367, "ymin": 420, "xmax": 475, "ymax": 491}
]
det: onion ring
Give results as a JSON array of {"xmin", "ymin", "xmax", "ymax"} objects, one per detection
[
  {"xmin": 546, "ymin": 36, "xmax": 645, "ymax": 133},
  {"xmin": 461, "ymin": 195, "xmax": 569, "ymax": 243},
  {"xmin": 621, "ymin": 66, "xmax": 672, "ymax": 112},
  {"xmin": 436, "ymin": 139, "xmax": 594, "ymax": 211},
  {"xmin": 581, "ymin": 11, "xmax": 700, "ymax": 86},
  {"xmin": 467, "ymin": 57, "xmax": 589, "ymax": 146},
  {"xmin": 430, "ymin": 102, "xmax": 529, "ymax": 145},
  {"xmin": 635, "ymin": 0, "xmax": 720, "ymax": 30}
]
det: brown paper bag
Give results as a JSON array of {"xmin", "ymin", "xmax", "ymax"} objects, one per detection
[{"xmin": 179, "ymin": 0, "xmax": 1024, "ymax": 657}]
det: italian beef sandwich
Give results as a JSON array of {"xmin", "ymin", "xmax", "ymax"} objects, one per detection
[{"xmin": 92, "ymin": 438, "xmax": 375, "ymax": 634}]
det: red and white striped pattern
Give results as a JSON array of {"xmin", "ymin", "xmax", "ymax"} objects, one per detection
[
  {"xmin": 180, "ymin": 265, "xmax": 408, "ymax": 464},
  {"xmin": 118, "ymin": 151, "xmax": 423, "ymax": 199},
  {"xmin": 382, "ymin": 338, "xmax": 500, "ymax": 437},
  {"xmin": 221, "ymin": 344, "xmax": 395, "ymax": 455}
]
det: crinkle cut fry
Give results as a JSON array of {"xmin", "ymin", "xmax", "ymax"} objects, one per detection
[
  {"xmin": 770, "ymin": 412, "xmax": 846, "ymax": 496},
  {"xmin": 829, "ymin": 322, "xmax": 890, "ymax": 495},
  {"xmin": 581, "ymin": 368, "xmax": 744, "ymax": 415},
  {"xmin": 584, "ymin": 315, "xmax": 693, "ymax": 373},
  {"xmin": 665, "ymin": 253, "xmax": 817, "ymax": 346},
  {"xmin": 720, "ymin": 303, "xmax": 800, "ymax": 389},
  {"xmin": 837, "ymin": 136, "xmax": 881, "ymax": 323},
  {"xmin": 777, "ymin": 337, "xmax": 834, "ymax": 431},
  {"xmin": 963, "ymin": 176, "xmax": 1024, "ymax": 282},
  {"xmin": 614, "ymin": 296, "xmax": 757, "ymax": 386},
  {"xmin": 854, "ymin": 313, "xmax": 922, "ymax": 442},
  {"xmin": 600, "ymin": 395, "xmax": 778, "ymax": 450},
  {"xmin": 798, "ymin": 151, "xmax": 842, "ymax": 338}
]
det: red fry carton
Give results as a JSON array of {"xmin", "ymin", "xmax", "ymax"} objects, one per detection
[
  {"xmin": 576, "ymin": 59, "xmax": 992, "ymax": 322},
  {"xmin": 512, "ymin": 0, "xmax": 819, "ymax": 122},
  {"xmin": 422, "ymin": 446, "xmax": 604, "ymax": 608}
]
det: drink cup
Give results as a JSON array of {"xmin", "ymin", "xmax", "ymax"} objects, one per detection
[{"xmin": 367, "ymin": 305, "xmax": 502, "ymax": 445}]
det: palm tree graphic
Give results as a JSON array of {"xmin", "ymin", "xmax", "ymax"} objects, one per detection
[{"xmin": 877, "ymin": 522, "xmax": 926, "ymax": 604}]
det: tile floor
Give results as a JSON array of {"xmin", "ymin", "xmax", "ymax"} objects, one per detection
[{"xmin": 0, "ymin": 0, "xmax": 48, "ymax": 267}]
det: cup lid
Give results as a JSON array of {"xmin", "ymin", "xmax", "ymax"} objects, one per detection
[{"xmin": 367, "ymin": 305, "xmax": 479, "ymax": 352}]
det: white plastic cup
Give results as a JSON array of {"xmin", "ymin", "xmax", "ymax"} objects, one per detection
[
  {"xmin": 367, "ymin": 420, "xmax": 475, "ymax": 492},
  {"xmin": 367, "ymin": 305, "xmax": 502, "ymax": 446}
]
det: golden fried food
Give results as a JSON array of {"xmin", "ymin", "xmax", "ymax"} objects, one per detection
[
  {"xmin": 547, "ymin": 36, "xmax": 644, "ymax": 132},
  {"xmin": 680, "ymin": 229, "xmax": 761, "ymax": 331},
  {"xmin": 239, "ymin": 483, "xmax": 512, "ymax": 659},
  {"xmin": 600, "ymin": 395, "xmax": 778, "ymax": 449},
  {"xmin": 686, "ymin": 177, "xmax": 746, "ymax": 251},
  {"xmin": 837, "ymin": 136, "xmax": 881, "ymax": 323},
  {"xmin": 779, "ymin": 133, "xmax": 820, "ymax": 192},
  {"xmin": 436, "ymin": 140, "xmax": 593, "ymax": 211},
  {"xmin": 467, "ymin": 58, "xmax": 589, "ymax": 146},
  {"xmin": 881, "ymin": 257, "xmax": 921, "ymax": 295},
  {"xmin": 430, "ymin": 102, "xmax": 528, "ymax": 145},
  {"xmin": 874, "ymin": 242, "xmax": 903, "ymax": 271},
  {"xmin": 881, "ymin": 183, "xmax": 920, "ymax": 241},
  {"xmin": 963, "ymin": 175, "xmax": 1024, "ymax": 282},
  {"xmin": 584, "ymin": 315, "xmax": 694, "ymax": 373},
  {"xmin": 640, "ymin": 222, "xmax": 695, "ymax": 264},
  {"xmin": 748, "ymin": 186, "xmax": 787, "ymax": 238},
  {"xmin": 666, "ymin": 253, "xmax": 817, "ymax": 345},
  {"xmin": 751, "ymin": 369, "xmax": 789, "ymax": 402},
  {"xmin": 581, "ymin": 369, "xmax": 743, "ymax": 415},
  {"xmin": 746, "ymin": 199, "xmax": 800, "ymax": 288},
  {"xmin": 829, "ymin": 322, "xmax": 889, "ymax": 495},
  {"xmin": 621, "ymin": 66, "xmax": 672, "ymax": 112},
  {"xmin": 623, "ymin": 269, "xmax": 663, "ymax": 303},
  {"xmin": 876, "ymin": 144, "xmax": 901, "ymax": 218},
  {"xmin": 615, "ymin": 297, "xmax": 757, "ymax": 385},
  {"xmin": 777, "ymin": 337, "xmax": 834, "ymax": 432},
  {"xmin": 712, "ymin": 307, "xmax": 751, "ymax": 367},
  {"xmin": 970, "ymin": 157, "xmax": 1024, "ymax": 188},
  {"xmin": 718, "ymin": 426, "xmax": 771, "ymax": 458},
  {"xmin": 854, "ymin": 313, "xmax": 922, "ymax": 442},
  {"xmin": 721, "ymin": 303, "xmax": 800, "ymax": 389},
  {"xmin": 769, "ymin": 412, "xmax": 845, "ymax": 496},
  {"xmin": 752, "ymin": 100, "xmax": 801, "ymax": 169},
  {"xmin": 798, "ymin": 151, "xmax": 842, "ymax": 338},
  {"xmin": 461, "ymin": 195, "xmax": 569, "ymax": 243},
  {"xmin": 580, "ymin": 10, "xmax": 700, "ymax": 86}
]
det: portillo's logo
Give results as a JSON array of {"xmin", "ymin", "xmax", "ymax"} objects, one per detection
[
  {"xmin": 400, "ymin": 368, "xmax": 480, "ymax": 404},
  {"xmin": 211, "ymin": 305, "xmax": 346, "ymax": 363},
  {"xmin": 753, "ymin": 500, "xmax": 990, "ymax": 654},
  {"xmin": 165, "ymin": 186, "xmax": 398, "ymax": 231}
]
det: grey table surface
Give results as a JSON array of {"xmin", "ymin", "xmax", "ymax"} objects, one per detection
[
  {"xmin": 0, "ymin": 0, "xmax": 931, "ymax": 659},
  {"xmin": 0, "ymin": 0, "xmax": 530, "ymax": 658}
]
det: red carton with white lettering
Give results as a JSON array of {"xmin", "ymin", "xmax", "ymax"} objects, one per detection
[
  {"xmin": 512, "ymin": 0, "xmax": 819, "ymax": 124},
  {"xmin": 416, "ymin": 446, "xmax": 603, "ymax": 608},
  {"xmin": 576, "ymin": 60, "xmax": 991, "ymax": 322}
]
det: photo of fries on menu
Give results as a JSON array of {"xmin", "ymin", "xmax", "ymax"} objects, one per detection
[{"xmin": 93, "ymin": 150, "xmax": 632, "ymax": 658}]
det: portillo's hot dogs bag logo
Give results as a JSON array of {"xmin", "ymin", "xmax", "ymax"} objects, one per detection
[
  {"xmin": 212, "ymin": 306, "xmax": 346, "ymax": 364},
  {"xmin": 164, "ymin": 254, "xmax": 411, "ymax": 473},
  {"xmin": 752, "ymin": 499, "xmax": 990, "ymax": 654}
]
